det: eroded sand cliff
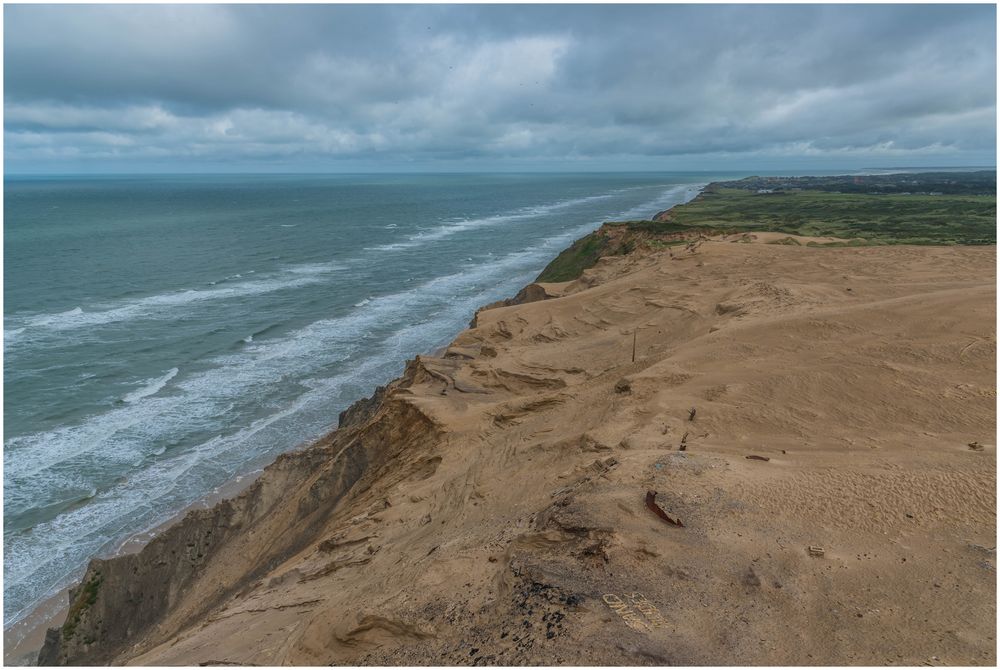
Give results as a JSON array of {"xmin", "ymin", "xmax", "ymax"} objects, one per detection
[{"xmin": 41, "ymin": 236, "xmax": 996, "ymax": 666}]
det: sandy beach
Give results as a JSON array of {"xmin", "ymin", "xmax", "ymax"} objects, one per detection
[{"xmin": 37, "ymin": 232, "xmax": 996, "ymax": 666}]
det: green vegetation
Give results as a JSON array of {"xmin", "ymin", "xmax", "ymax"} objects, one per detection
[
  {"xmin": 535, "ymin": 172, "xmax": 995, "ymax": 283},
  {"xmin": 536, "ymin": 230, "xmax": 613, "ymax": 282},
  {"xmin": 715, "ymin": 171, "xmax": 996, "ymax": 196},
  {"xmin": 609, "ymin": 219, "xmax": 706, "ymax": 236},
  {"xmin": 669, "ymin": 188, "xmax": 996, "ymax": 245},
  {"xmin": 644, "ymin": 238, "xmax": 695, "ymax": 250},
  {"xmin": 536, "ymin": 219, "xmax": 740, "ymax": 282},
  {"xmin": 63, "ymin": 572, "xmax": 103, "ymax": 641}
]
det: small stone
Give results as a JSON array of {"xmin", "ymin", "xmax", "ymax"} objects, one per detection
[{"xmin": 614, "ymin": 379, "xmax": 631, "ymax": 394}]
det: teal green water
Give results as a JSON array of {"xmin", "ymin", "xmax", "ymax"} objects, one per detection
[{"xmin": 4, "ymin": 172, "xmax": 730, "ymax": 628}]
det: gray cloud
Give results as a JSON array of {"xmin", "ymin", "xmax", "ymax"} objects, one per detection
[{"xmin": 4, "ymin": 4, "xmax": 996, "ymax": 171}]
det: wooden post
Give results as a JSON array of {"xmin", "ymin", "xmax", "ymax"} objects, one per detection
[{"xmin": 632, "ymin": 329, "xmax": 637, "ymax": 363}]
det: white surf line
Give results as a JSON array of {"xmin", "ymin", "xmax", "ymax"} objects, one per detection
[
  {"xmin": 1, "ymin": 217, "xmax": 613, "ymax": 626},
  {"xmin": 361, "ymin": 189, "xmax": 633, "ymax": 252},
  {"xmin": 4, "ymin": 182, "xmax": 703, "ymax": 628},
  {"xmin": 7, "ymin": 182, "xmax": 705, "ymax": 481},
  {"xmin": 6, "ymin": 185, "xmax": 679, "ymax": 341},
  {"xmin": 121, "ymin": 368, "xmax": 179, "ymax": 404}
]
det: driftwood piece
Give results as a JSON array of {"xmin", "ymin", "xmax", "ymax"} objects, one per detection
[
  {"xmin": 745, "ymin": 455, "xmax": 770, "ymax": 461},
  {"xmin": 645, "ymin": 490, "xmax": 684, "ymax": 527}
]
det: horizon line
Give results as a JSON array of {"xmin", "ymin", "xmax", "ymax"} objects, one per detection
[{"xmin": 5, "ymin": 165, "xmax": 997, "ymax": 179}]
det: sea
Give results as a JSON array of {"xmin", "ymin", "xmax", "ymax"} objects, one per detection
[{"xmin": 3, "ymin": 171, "xmax": 734, "ymax": 631}]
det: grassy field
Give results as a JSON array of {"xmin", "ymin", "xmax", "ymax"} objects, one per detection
[
  {"xmin": 668, "ymin": 188, "xmax": 996, "ymax": 245},
  {"xmin": 535, "ymin": 182, "xmax": 995, "ymax": 282},
  {"xmin": 713, "ymin": 171, "xmax": 996, "ymax": 196}
]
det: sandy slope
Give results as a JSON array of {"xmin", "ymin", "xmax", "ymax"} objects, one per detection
[{"xmin": 62, "ymin": 238, "xmax": 999, "ymax": 665}]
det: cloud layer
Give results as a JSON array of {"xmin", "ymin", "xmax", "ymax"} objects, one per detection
[{"xmin": 4, "ymin": 4, "xmax": 996, "ymax": 172}]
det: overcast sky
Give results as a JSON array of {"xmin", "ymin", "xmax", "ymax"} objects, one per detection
[{"xmin": 4, "ymin": 4, "xmax": 996, "ymax": 173}]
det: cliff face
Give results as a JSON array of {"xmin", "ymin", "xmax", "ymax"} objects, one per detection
[
  {"xmin": 39, "ymin": 388, "xmax": 440, "ymax": 665},
  {"xmin": 40, "ymin": 237, "xmax": 997, "ymax": 666}
]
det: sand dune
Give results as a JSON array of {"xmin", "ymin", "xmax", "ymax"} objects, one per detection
[{"xmin": 42, "ymin": 238, "xmax": 995, "ymax": 666}]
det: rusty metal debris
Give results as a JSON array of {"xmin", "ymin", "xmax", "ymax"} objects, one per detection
[
  {"xmin": 745, "ymin": 455, "xmax": 770, "ymax": 461},
  {"xmin": 645, "ymin": 490, "xmax": 684, "ymax": 527}
]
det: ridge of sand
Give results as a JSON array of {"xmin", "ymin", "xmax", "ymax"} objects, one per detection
[{"xmin": 42, "ymin": 238, "xmax": 996, "ymax": 666}]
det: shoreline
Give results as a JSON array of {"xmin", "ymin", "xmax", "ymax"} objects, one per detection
[
  {"xmin": 3, "ymin": 462, "xmax": 267, "ymax": 665},
  {"xmin": 6, "ymin": 181, "xmax": 704, "ymax": 663},
  {"xmin": 15, "ymin": 182, "xmax": 712, "ymax": 663},
  {"xmin": 2, "ymin": 279, "xmax": 560, "ymax": 665},
  {"xmin": 53, "ymin": 238, "xmax": 998, "ymax": 665}
]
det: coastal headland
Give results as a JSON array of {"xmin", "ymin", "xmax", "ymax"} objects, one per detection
[{"xmin": 34, "ymin": 174, "xmax": 997, "ymax": 666}]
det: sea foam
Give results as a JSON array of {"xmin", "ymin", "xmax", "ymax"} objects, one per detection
[
  {"xmin": 3, "ymin": 180, "xmax": 704, "ymax": 630},
  {"xmin": 122, "ymin": 368, "xmax": 179, "ymax": 404}
]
